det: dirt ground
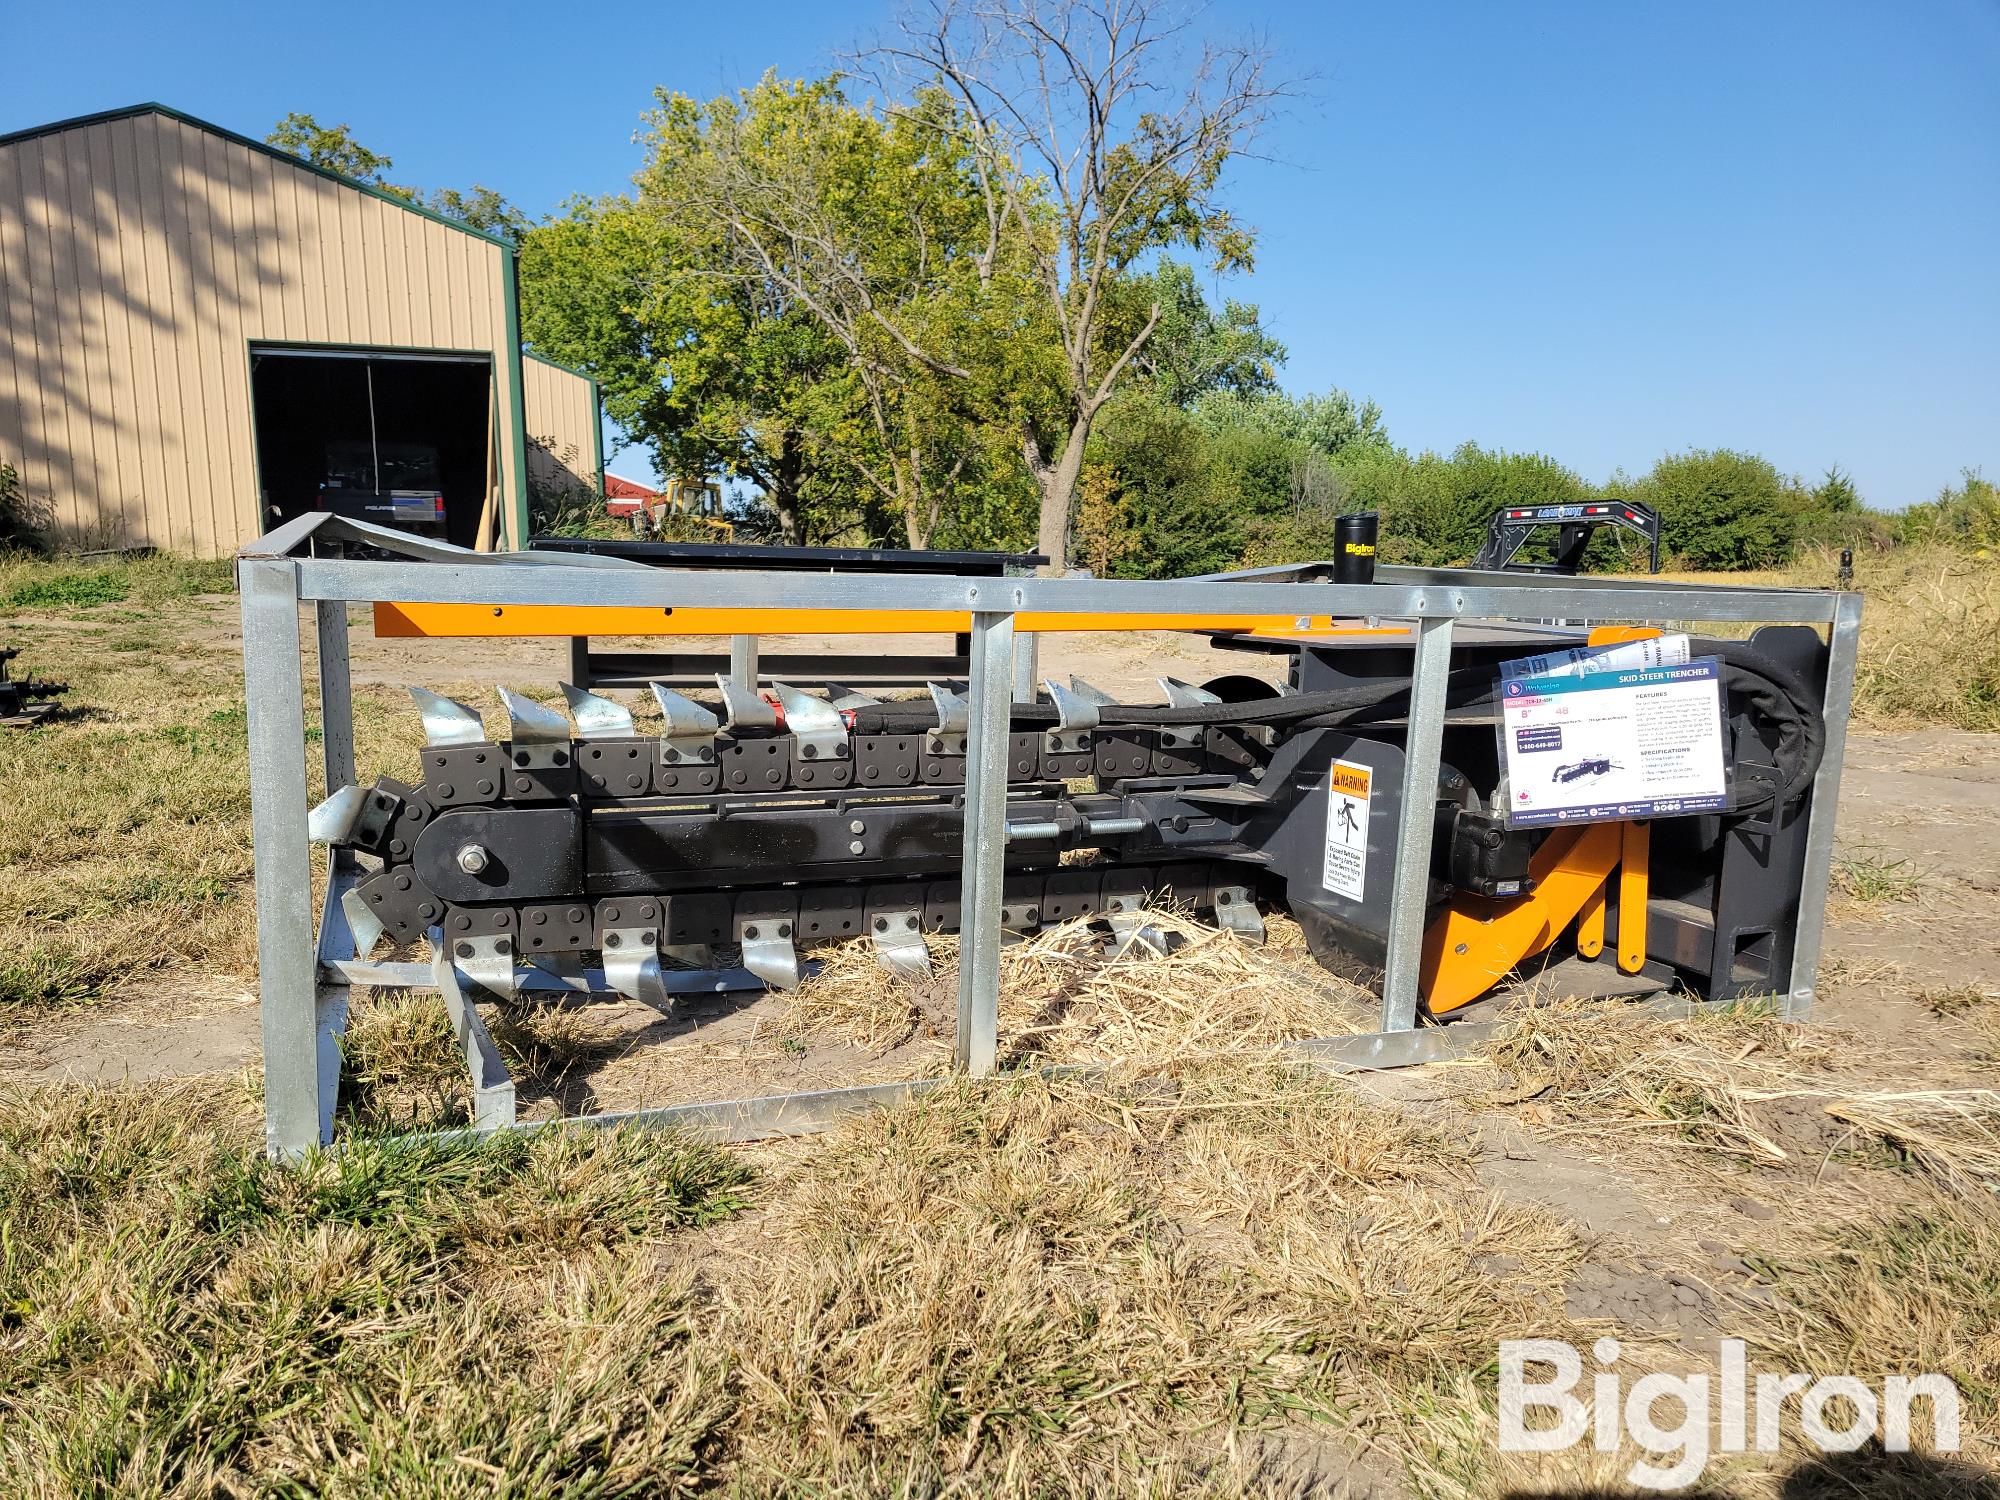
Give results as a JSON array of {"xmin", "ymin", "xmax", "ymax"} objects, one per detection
[{"xmin": 2, "ymin": 602, "xmax": 1991, "ymax": 1135}]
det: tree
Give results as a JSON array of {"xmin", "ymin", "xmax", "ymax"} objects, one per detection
[
  {"xmin": 1326, "ymin": 444, "xmax": 1588, "ymax": 568},
  {"xmin": 1123, "ymin": 260, "xmax": 1283, "ymax": 407},
  {"xmin": 520, "ymin": 188, "xmax": 851, "ymax": 543},
  {"xmin": 1626, "ymin": 450, "xmax": 1797, "ymax": 570},
  {"xmin": 1193, "ymin": 386, "xmax": 1387, "ymax": 458},
  {"xmin": 267, "ymin": 112, "xmax": 395, "ymax": 183},
  {"xmin": 267, "ymin": 113, "xmax": 529, "ymax": 238},
  {"xmin": 521, "ymin": 78, "xmax": 1047, "ymax": 547},
  {"xmin": 425, "ymin": 185, "xmax": 533, "ymax": 239},
  {"xmin": 866, "ymin": 0, "xmax": 1287, "ymax": 568},
  {"xmin": 631, "ymin": 76, "xmax": 1045, "ymax": 546}
]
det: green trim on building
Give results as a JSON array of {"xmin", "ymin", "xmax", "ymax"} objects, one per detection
[
  {"xmin": 589, "ymin": 378, "xmax": 606, "ymax": 497},
  {"xmin": 522, "ymin": 349, "xmax": 594, "ymax": 382},
  {"xmin": 500, "ymin": 248, "xmax": 532, "ymax": 546},
  {"xmin": 0, "ymin": 102, "xmax": 515, "ymax": 248}
]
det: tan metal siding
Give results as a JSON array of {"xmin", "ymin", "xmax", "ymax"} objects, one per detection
[
  {"xmin": 0, "ymin": 108, "xmax": 524, "ymax": 555},
  {"xmin": 521, "ymin": 356, "xmax": 598, "ymax": 500}
]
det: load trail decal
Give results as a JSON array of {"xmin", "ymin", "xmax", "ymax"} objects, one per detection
[{"xmin": 1321, "ymin": 759, "xmax": 1373, "ymax": 900}]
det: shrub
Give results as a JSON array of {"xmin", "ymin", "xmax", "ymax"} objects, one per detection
[
  {"xmin": 1895, "ymin": 469, "xmax": 2000, "ymax": 551},
  {"xmin": 0, "ymin": 458, "xmax": 51, "ymax": 555},
  {"xmin": 1330, "ymin": 442, "xmax": 1589, "ymax": 568},
  {"xmin": 1626, "ymin": 449, "xmax": 1796, "ymax": 570}
]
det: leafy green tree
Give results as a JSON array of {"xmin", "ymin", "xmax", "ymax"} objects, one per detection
[
  {"xmin": 267, "ymin": 113, "xmax": 395, "ymax": 182},
  {"xmin": 1814, "ymin": 466, "xmax": 1861, "ymax": 515},
  {"xmin": 424, "ymin": 185, "xmax": 533, "ymax": 239},
  {"xmin": 521, "ymin": 183, "xmax": 851, "ymax": 543},
  {"xmin": 1122, "ymin": 261, "xmax": 1283, "ymax": 408},
  {"xmin": 1625, "ymin": 449, "xmax": 1797, "ymax": 569},
  {"xmin": 1323, "ymin": 444, "xmax": 1589, "ymax": 568},
  {"xmin": 521, "ymin": 77, "xmax": 1048, "ymax": 547},
  {"xmin": 1194, "ymin": 387, "xmax": 1387, "ymax": 459},
  {"xmin": 632, "ymin": 76, "xmax": 1049, "ymax": 546},
  {"xmin": 268, "ymin": 113, "xmax": 529, "ymax": 238}
]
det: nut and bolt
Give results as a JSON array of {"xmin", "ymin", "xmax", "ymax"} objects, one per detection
[{"xmin": 455, "ymin": 843, "xmax": 490, "ymax": 875}]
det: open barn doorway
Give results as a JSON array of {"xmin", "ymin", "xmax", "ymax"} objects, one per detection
[{"xmin": 251, "ymin": 346, "xmax": 496, "ymax": 548}]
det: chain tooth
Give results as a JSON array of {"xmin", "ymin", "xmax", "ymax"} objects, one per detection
[
  {"xmin": 604, "ymin": 944, "xmax": 671, "ymax": 1011},
  {"xmin": 340, "ymin": 884, "xmax": 385, "ymax": 957},
  {"xmin": 772, "ymin": 683, "xmax": 848, "ymax": 763},
  {"xmin": 825, "ymin": 681, "xmax": 881, "ymax": 709},
  {"xmin": 1159, "ymin": 676, "xmax": 1220, "ymax": 709},
  {"xmin": 1066, "ymin": 676, "xmax": 1117, "ymax": 708},
  {"xmin": 561, "ymin": 682, "xmax": 635, "ymax": 739},
  {"xmin": 927, "ymin": 682, "xmax": 969, "ymax": 732},
  {"xmin": 1043, "ymin": 679, "xmax": 1100, "ymax": 732},
  {"xmin": 870, "ymin": 920, "xmax": 931, "ymax": 978},
  {"xmin": 498, "ymin": 686, "xmax": 572, "ymax": 744},
  {"xmin": 650, "ymin": 683, "xmax": 720, "ymax": 736},
  {"xmin": 409, "ymin": 686, "xmax": 486, "ymax": 746},
  {"xmin": 1105, "ymin": 909, "xmax": 1171, "ymax": 959},
  {"xmin": 308, "ymin": 783, "xmax": 368, "ymax": 844},
  {"xmin": 740, "ymin": 933, "xmax": 799, "ymax": 990},
  {"xmin": 714, "ymin": 676, "xmax": 777, "ymax": 731}
]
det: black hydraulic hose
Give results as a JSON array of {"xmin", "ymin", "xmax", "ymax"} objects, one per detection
[{"xmin": 842, "ymin": 639, "xmax": 1826, "ymax": 816}]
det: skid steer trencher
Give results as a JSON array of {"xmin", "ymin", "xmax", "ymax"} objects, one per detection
[{"xmin": 237, "ymin": 514, "xmax": 1862, "ymax": 1160}]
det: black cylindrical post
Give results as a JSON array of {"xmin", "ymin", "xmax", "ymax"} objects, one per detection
[{"xmin": 1333, "ymin": 511, "xmax": 1380, "ymax": 584}]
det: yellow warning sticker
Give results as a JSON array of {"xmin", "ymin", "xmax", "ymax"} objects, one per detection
[{"xmin": 1322, "ymin": 758, "xmax": 1373, "ymax": 901}]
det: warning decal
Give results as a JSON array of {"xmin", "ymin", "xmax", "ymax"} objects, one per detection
[{"xmin": 1321, "ymin": 759, "xmax": 1372, "ymax": 901}]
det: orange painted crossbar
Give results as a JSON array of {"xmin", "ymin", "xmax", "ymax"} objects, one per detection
[{"xmin": 374, "ymin": 602, "xmax": 1410, "ymax": 640}]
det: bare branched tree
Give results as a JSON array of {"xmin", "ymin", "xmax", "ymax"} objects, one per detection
[{"xmin": 863, "ymin": 0, "xmax": 1287, "ymax": 568}]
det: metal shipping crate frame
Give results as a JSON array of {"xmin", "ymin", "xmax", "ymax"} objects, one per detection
[{"xmin": 237, "ymin": 514, "xmax": 1864, "ymax": 1160}]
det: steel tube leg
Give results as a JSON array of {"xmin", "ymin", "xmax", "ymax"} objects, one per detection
[
  {"xmin": 241, "ymin": 559, "xmax": 328, "ymax": 1158},
  {"xmin": 1011, "ymin": 629, "xmax": 1039, "ymax": 705},
  {"xmin": 314, "ymin": 600, "xmax": 356, "ymax": 792},
  {"xmin": 312, "ymin": 598, "xmax": 358, "ymax": 1144},
  {"xmin": 728, "ymin": 635, "xmax": 759, "ymax": 694},
  {"xmin": 1379, "ymin": 616, "xmax": 1455, "ymax": 1032},
  {"xmin": 955, "ymin": 610, "xmax": 1016, "ymax": 1075},
  {"xmin": 1782, "ymin": 592, "xmax": 1864, "ymax": 1020}
]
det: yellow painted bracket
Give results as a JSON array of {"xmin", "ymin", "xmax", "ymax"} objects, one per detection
[
  {"xmin": 372, "ymin": 602, "xmax": 1397, "ymax": 639},
  {"xmin": 1420, "ymin": 819, "xmax": 1652, "ymax": 1014}
]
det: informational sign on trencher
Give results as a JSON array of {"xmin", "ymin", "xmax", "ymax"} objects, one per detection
[{"xmin": 1500, "ymin": 657, "xmax": 1728, "ymax": 827}]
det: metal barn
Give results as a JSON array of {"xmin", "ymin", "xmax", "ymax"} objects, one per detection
[{"xmin": 0, "ymin": 102, "xmax": 601, "ymax": 554}]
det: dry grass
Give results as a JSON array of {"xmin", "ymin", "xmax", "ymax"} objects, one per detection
[
  {"xmin": 1664, "ymin": 545, "xmax": 2000, "ymax": 730},
  {"xmin": 1472, "ymin": 1000, "xmax": 1854, "ymax": 1170},
  {"xmin": 0, "ymin": 1058, "xmax": 1612, "ymax": 1497},
  {"xmin": 1823, "ymin": 1089, "xmax": 2000, "ymax": 1198},
  {"xmin": 782, "ymin": 906, "xmax": 1375, "ymax": 1067},
  {"xmin": 8, "ymin": 553, "xmax": 2000, "ymax": 1492}
]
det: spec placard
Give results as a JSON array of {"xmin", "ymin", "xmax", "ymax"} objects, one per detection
[
  {"xmin": 1321, "ymin": 759, "xmax": 1373, "ymax": 900},
  {"xmin": 1500, "ymin": 659, "xmax": 1728, "ymax": 827}
]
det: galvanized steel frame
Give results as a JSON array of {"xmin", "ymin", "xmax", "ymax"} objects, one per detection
[{"xmin": 238, "ymin": 513, "xmax": 1862, "ymax": 1160}]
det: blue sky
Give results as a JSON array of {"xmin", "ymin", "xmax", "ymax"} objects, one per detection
[{"xmin": 6, "ymin": 0, "xmax": 1995, "ymax": 507}]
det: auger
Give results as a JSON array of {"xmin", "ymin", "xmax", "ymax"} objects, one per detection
[{"xmin": 312, "ymin": 623, "xmax": 1831, "ymax": 1020}]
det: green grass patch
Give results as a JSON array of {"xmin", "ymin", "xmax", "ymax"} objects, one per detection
[
  {"xmin": 4, "ymin": 568, "xmax": 128, "ymax": 609},
  {"xmin": 1833, "ymin": 846, "xmax": 1924, "ymax": 904},
  {"xmin": 0, "ymin": 552, "xmax": 233, "ymax": 615},
  {"xmin": 0, "ymin": 946, "xmax": 98, "ymax": 1008}
]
